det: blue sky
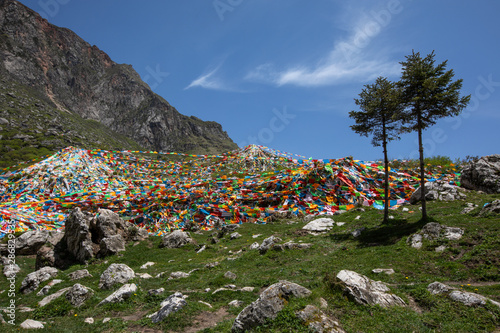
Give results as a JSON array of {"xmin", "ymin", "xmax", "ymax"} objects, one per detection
[{"xmin": 19, "ymin": 0, "xmax": 500, "ymax": 161}]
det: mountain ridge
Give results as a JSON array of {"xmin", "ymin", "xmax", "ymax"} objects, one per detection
[{"xmin": 0, "ymin": 0, "xmax": 237, "ymax": 166}]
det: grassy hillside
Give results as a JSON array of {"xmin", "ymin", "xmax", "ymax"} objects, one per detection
[{"xmin": 1, "ymin": 191, "xmax": 500, "ymax": 332}]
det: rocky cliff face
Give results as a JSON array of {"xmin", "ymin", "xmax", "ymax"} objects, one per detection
[{"xmin": 0, "ymin": 0, "xmax": 237, "ymax": 155}]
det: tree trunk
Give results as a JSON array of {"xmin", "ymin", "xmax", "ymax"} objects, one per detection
[
  {"xmin": 383, "ymin": 124, "xmax": 389, "ymax": 223},
  {"xmin": 417, "ymin": 112, "xmax": 427, "ymax": 220}
]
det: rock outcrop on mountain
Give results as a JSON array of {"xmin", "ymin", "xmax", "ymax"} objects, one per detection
[{"xmin": 0, "ymin": 0, "xmax": 237, "ymax": 159}]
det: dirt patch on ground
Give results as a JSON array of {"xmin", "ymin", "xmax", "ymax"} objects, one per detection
[
  {"xmin": 406, "ymin": 295, "xmax": 423, "ymax": 314},
  {"xmin": 121, "ymin": 310, "xmax": 149, "ymax": 321},
  {"xmin": 177, "ymin": 307, "xmax": 232, "ymax": 333}
]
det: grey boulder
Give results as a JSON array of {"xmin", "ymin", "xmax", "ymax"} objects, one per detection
[
  {"xmin": 461, "ymin": 154, "xmax": 500, "ymax": 194},
  {"xmin": 159, "ymin": 230, "xmax": 192, "ymax": 249},
  {"xmin": 20, "ymin": 266, "xmax": 59, "ymax": 294},
  {"xmin": 99, "ymin": 263, "xmax": 135, "ymax": 289}
]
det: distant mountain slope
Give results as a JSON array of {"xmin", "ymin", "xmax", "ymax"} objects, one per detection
[{"xmin": 0, "ymin": 0, "xmax": 237, "ymax": 166}]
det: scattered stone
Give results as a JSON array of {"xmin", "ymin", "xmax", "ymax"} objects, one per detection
[
  {"xmin": 98, "ymin": 283, "xmax": 137, "ymax": 306},
  {"xmin": 336, "ymin": 270, "xmax": 406, "ymax": 307},
  {"xmin": 372, "ymin": 268, "xmax": 395, "ymax": 275},
  {"xmin": 352, "ymin": 227, "xmax": 365, "ymax": 238},
  {"xmin": 336, "ymin": 222, "xmax": 346, "ymax": 226},
  {"xmin": 283, "ymin": 241, "xmax": 313, "ymax": 250},
  {"xmin": 232, "ymin": 280, "xmax": 311, "ymax": 332},
  {"xmin": 258, "ymin": 236, "xmax": 282, "ymax": 254},
  {"xmin": 249, "ymin": 242, "xmax": 260, "ymax": 250},
  {"xmin": 461, "ymin": 154, "xmax": 500, "ymax": 194},
  {"xmin": 199, "ymin": 300, "xmax": 212, "ymax": 308},
  {"xmin": 148, "ymin": 288, "xmax": 165, "ymax": 296},
  {"xmin": 2, "ymin": 258, "xmax": 20, "ymax": 278},
  {"xmin": 212, "ymin": 287, "xmax": 231, "ymax": 294},
  {"xmin": 297, "ymin": 305, "xmax": 345, "ymax": 333},
  {"xmin": 479, "ymin": 199, "xmax": 500, "ymax": 216},
  {"xmin": 18, "ymin": 306, "xmax": 34, "ymax": 312},
  {"xmin": 66, "ymin": 283, "xmax": 94, "ymax": 307},
  {"xmin": 49, "ymin": 279, "xmax": 63, "ymax": 286},
  {"xmin": 402, "ymin": 207, "xmax": 409, "ymax": 212},
  {"xmin": 319, "ymin": 297, "xmax": 328, "ymax": 309},
  {"xmin": 435, "ymin": 245, "xmax": 447, "ymax": 252},
  {"xmin": 0, "ymin": 117, "xmax": 9, "ymax": 125},
  {"xmin": 38, "ymin": 287, "xmax": 71, "ymax": 307},
  {"xmin": 427, "ymin": 282, "xmax": 452, "ymax": 295},
  {"xmin": 241, "ymin": 287, "xmax": 255, "ymax": 292},
  {"xmin": 355, "ymin": 215, "xmax": 361, "ymax": 220},
  {"xmin": 159, "ymin": 230, "xmax": 192, "ymax": 249},
  {"xmin": 252, "ymin": 234, "xmax": 262, "ymax": 238},
  {"xmin": 84, "ymin": 317, "xmax": 94, "ymax": 324},
  {"xmin": 99, "ymin": 263, "xmax": 135, "ymax": 289},
  {"xmin": 20, "ymin": 319, "xmax": 45, "ymax": 329},
  {"xmin": 20, "ymin": 267, "xmax": 59, "ymax": 294},
  {"xmin": 410, "ymin": 180, "xmax": 466, "ymax": 204},
  {"xmin": 407, "ymin": 222, "xmax": 464, "ymax": 249},
  {"xmin": 150, "ymin": 292, "xmax": 187, "ymax": 323},
  {"xmin": 225, "ymin": 271, "xmax": 237, "ymax": 280},
  {"xmin": 140, "ymin": 262, "xmax": 155, "ymax": 269},
  {"xmin": 169, "ymin": 271, "xmax": 190, "ymax": 280},
  {"xmin": 136, "ymin": 273, "xmax": 153, "ymax": 279},
  {"xmin": 68, "ymin": 269, "xmax": 92, "ymax": 280},
  {"xmin": 302, "ymin": 218, "xmax": 335, "ymax": 232},
  {"xmin": 36, "ymin": 285, "xmax": 52, "ymax": 296},
  {"xmin": 196, "ymin": 245, "xmax": 206, "ymax": 253},
  {"xmin": 230, "ymin": 232, "xmax": 242, "ymax": 240},
  {"xmin": 103, "ymin": 318, "xmax": 111, "ymax": 323},
  {"xmin": 205, "ymin": 261, "xmax": 220, "ymax": 269},
  {"xmin": 461, "ymin": 202, "xmax": 478, "ymax": 214},
  {"xmin": 229, "ymin": 300, "xmax": 244, "ymax": 307}
]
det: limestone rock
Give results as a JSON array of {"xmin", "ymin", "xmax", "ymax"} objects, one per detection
[
  {"xmin": 63, "ymin": 208, "xmax": 94, "ymax": 263},
  {"xmin": 99, "ymin": 263, "xmax": 135, "ymax": 289},
  {"xmin": 297, "ymin": 305, "xmax": 345, "ymax": 333},
  {"xmin": 38, "ymin": 287, "xmax": 71, "ymax": 307},
  {"xmin": 2, "ymin": 257, "xmax": 20, "ymax": 277},
  {"xmin": 427, "ymin": 282, "xmax": 453, "ymax": 295},
  {"xmin": 148, "ymin": 288, "xmax": 165, "ymax": 296},
  {"xmin": 479, "ymin": 199, "xmax": 500, "ymax": 216},
  {"xmin": 427, "ymin": 282, "xmax": 500, "ymax": 308},
  {"xmin": 372, "ymin": 268, "xmax": 395, "ymax": 275},
  {"xmin": 92, "ymin": 209, "xmax": 128, "ymax": 242},
  {"xmin": 150, "ymin": 292, "xmax": 187, "ymax": 323},
  {"xmin": 302, "ymin": 218, "xmax": 335, "ymax": 232},
  {"xmin": 20, "ymin": 319, "xmax": 45, "ymax": 329},
  {"xmin": 461, "ymin": 202, "xmax": 478, "ymax": 214},
  {"xmin": 336, "ymin": 270, "xmax": 406, "ymax": 307},
  {"xmin": 258, "ymin": 236, "xmax": 282, "ymax": 254},
  {"xmin": 84, "ymin": 317, "xmax": 94, "ymax": 324},
  {"xmin": 249, "ymin": 242, "xmax": 260, "ymax": 250},
  {"xmin": 229, "ymin": 300, "xmax": 244, "ymax": 308},
  {"xmin": 232, "ymin": 280, "xmax": 311, "ymax": 332},
  {"xmin": 68, "ymin": 269, "xmax": 92, "ymax": 280},
  {"xmin": 410, "ymin": 181, "xmax": 466, "ymax": 204},
  {"xmin": 66, "ymin": 283, "xmax": 94, "ymax": 307},
  {"xmin": 408, "ymin": 223, "xmax": 464, "ymax": 249},
  {"xmin": 98, "ymin": 234, "xmax": 126, "ymax": 257},
  {"xmin": 461, "ymin": 155, "xmax": 500, "ymax": 194},
  {"xmin": 159, "ymin": 230, "xmax": 192, "ymax": 249},
  {"xmin": 14, "ymin": 230, "xmax": 49, "ymax": 255},
  {"xmin": 230, "ymin": 232, "xmax": 242, "ymax": 240},
  {"xmin": 140, "ymin": 262, "xmax": 155, "ymax": 269},
  {"xmin": 98, "ymin": 283, "xmax": 137, "ymax": 306},
  {"xmin": 224, "ymin": 271, "xmax": 237, "ymax": 280},
  {"xmin": 20, "ymin": 266, "xmax": 58, "ymax": 294}
]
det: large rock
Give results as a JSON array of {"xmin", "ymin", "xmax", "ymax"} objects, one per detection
[
  {"xmin": 66, "ymin": 283, "xmax": 94, "ymax": 307},
  {"xmin": 258, "ymin": 236, "xmax": 282, "ymax": 254},
  {"xmin": 232, "ymin": 280, "xmax": 311, "ymax": 332},
  {"xmin": 461, "ymin": 155, "xmax": 500, "ymax": 194},
  {"xmin": 336, "ymin": 270, "xmax": 406, "ymax": 307},
  {"xmin": 302, "ymin": 218, "xmax": 335, "ymax": 233},
  {"xmin": 407, "ymin": 222, "xmax": 464, "ymax": 249},
  {"xmin": 98, "ymin": 283, "xmax": 137, "ymax": 306},
  {"xmin": 14, "ymin": 230, "xmax": 49, "ymax": 255},
  {"xmin": 427, "ymin": 282, "xmax": 500, "ymax": 308},
  {"xmin": 296, "ymin": 305, "xmax": 345, "ymax": 333},
  {"xmin": 479, "ymin": 199, "xmax": 500, "ymax": 216},
  {"xmin": 99, "ymin": 263, "xmax": 135, "ymax": 289},
  {"xmin": 20, "ymin": 267, "xmax": 59, "ymax": 294},
  {"xmin": 150, "ymin": 292, "xmax": 187, "ymax": 323},
  {"xmin": 63, "ymin": 208, "xmax": 94, "ymax": 263},
  {"xmin": 1, "ymin": 256, "xmax": 20, "ymax": 277},
  {"xmin": 92, "ymin": 209, "xmax": 128, "ymax": 242},
  {"xmin": 38, "ymin": 287, "xmax": 71, "ymax": 307},
  {"xmin": 98, "ymin": 234, "xmax": 126, "ymax": 257},
  {"xmin": 20, "ymin": 319, "xmax": 45, "ymax": 329},
  {"xmin": 410, "ymin": 181, "xmax": 465, "ymax": 204},
  {"xmin": 159, "ymin": 230, "xmax": 192, "ymax": 249}
]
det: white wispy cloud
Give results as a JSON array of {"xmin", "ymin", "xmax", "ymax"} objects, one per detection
[
  {"xmin": 185, "ymin": 66, "xmax": 226, "ymax": 90},
  {"xmin": 245, "ymin": 6, "xmax": 402, "ymax": 87}
]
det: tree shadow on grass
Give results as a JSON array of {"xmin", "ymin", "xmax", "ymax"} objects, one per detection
[{"xmin": 330, "ymin": 217, "xmax": 435, "ymax": 247}]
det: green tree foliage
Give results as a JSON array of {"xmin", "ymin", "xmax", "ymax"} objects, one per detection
[
  {"xmin": 349, "ymin": 77, "xmax": 404, "ymax": 222},
  {"xmin": 398, "ymin": 50, "xmax": 470, "ymax": 220}
]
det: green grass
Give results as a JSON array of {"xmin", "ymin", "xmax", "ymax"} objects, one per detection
[{"xmin": 1, "ymin": 191, "xmax": 500, "ymax": 332}]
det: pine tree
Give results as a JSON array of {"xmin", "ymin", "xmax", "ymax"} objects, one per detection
[
  {"xmin": 349, "ymin": 77, "xmax": 403, "ymax": 222},
  {"xmin": 398, "ymin": 51, "xmax": 470, "ymax": 221}
]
